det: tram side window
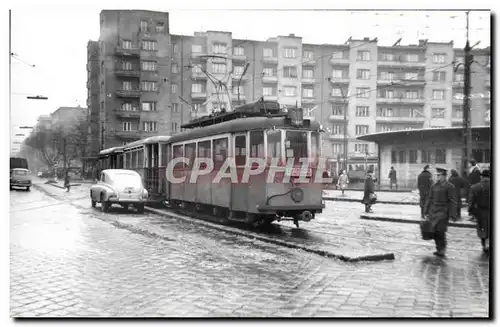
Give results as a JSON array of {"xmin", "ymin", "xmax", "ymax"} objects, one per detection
[
  {"xmin": 131, "ymin": 151, "xmax": 137, "ymax": 169},
  {"xmin": 249, "ymin": 131, "xmax": 265, "ymax": 158},
  {"xmin": 198, "ymin": 140, "xmax": 211, "ymax": 160},
  {"xmin": 285, "ymin": 131, "xmax": 308, "ymax": 162},
  {"xmin": 267, "ymin": 130, "xmax": 282, "ymax": 160},
  {"xmin": 234, "ymin": 135, "xmax": 247, "ymax": 166},
  {"xmin": 138, "ymin": 150, "xmax": 144, "ymax": 168},
  {"xmin": 185, "ymin": 143, "xmax": 196, "ymax": 168},
  {"xmin": 213, "ymin": 138, "xmax": 228, "ymax": 165},
  {"xmin": 172, "ymin": 144, "xmax": 184, "ymax": 169},
  {"xmin": 161, "ymin": 144, "xmax": 168, "ymax": 166}
]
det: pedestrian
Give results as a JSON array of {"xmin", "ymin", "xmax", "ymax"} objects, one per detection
[
  {"xmin": 417, "ymin": 165, "xmax": 433, "ymax": 219},
  {"xmin": 362, "ymin": 170, "xmax": 376, "ymax": 213},
  {"xmin": 468, "ymin": 169, "xmax": 491, "ymax": 254},
  {"xmin": 64, "ymin": 172, "xmax": 71, "ymax": 192},
  {"xmin": 389, "ymin": 167, "xmax": 397, "ymax": 190},
  {"xmin": 468, "ymin": 159, "xmax": 481, "ymax": 186},
  {"xmin": 423, "ymin": 168, "xmax": 458, "ymax": 258},
  {"xmin": 337, "ymin": 169, "xmax": 349, "ymax": 196},
  {"xmin": 448, "ymin": 169, "xmax": 467, "ymax": 220}
]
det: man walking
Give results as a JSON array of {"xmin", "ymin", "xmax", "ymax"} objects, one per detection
[
  {"xmin": 448, "ymin": 169, "xmax": 467, "ymax": 220},
  {"xmin": 389, "ymin": 167, "xmax": 397, "ymax": 190},
  {"xmin": 417, "ymin": 165, "xmax": 433, "ymax": 219},
  {"xmin": 362, "ymin": 170, "xmax": 376, "ymax": 213},
  {"xmin": 469, "ymin": 169, "xmax": 491, "ymax": 254},
  {"xmin": 423, "ymin": 168, "xmax": 457, "ymax": 258},
  {"xmin": 337, "ymin": 169, "xmax": 349, "ymax": 196}
]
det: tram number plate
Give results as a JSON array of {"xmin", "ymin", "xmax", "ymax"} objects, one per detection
[{"xmin": 286, "ymin": 167, "xmax": 312, "ymax": 176}]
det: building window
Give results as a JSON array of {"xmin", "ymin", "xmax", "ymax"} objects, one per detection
[
  {"xmin": 140, "ymin": 21, "xmax": 148, "ymax": 32},
  {"xmin": 212, "ymin": 64, "xmax": 227, "ymax": 73},
  {"xmin": 435, "ymin": 149, "xmax": 446, "ymax": 163},
  {"xmin": 233, "ymin": 46, "xmax": 244, "ymax": 56},
  {"xmin": 171, "ymin": 123, "xmax": 179, "ymax": 133},
  {"xmin": 398, "ymin": 150, "xmax": 406, "ymax": 163},
  {"xmin": 381, "ymin": 125, "xmax": 392, "ymax": 132},
  {"xmin": 142, "ymin": 61, "xmax": 157, "ymax": 71},
  {"xmin": 332, "ymin": 143, "xmax": 343, "ymax": 154},
  {"xmin": 355, "ymin": 144, "xmax": 369, "ymax": 154},
  {"xmin": 356, "ymin": 69, "xmax": 370, "ymax": 80},
  {"xmin": 331, "ymin": 88, "xmax": 343, "ymax": 97},
  {"xmin": 380, "ymin": 71, "xmax": 395, "ymax": 80},
  {"xmin": 356, "ymin": 106, "xmax": 369, "ymax": 117},
  {"xmin": 332, "ymin": 106, "xmax": 343, "ymax": 116},
  {"xmin": 143, "ymin": 121, "xmax": 157, "ymax": 132},
  {"xmin": 303, "ymin": 69, "xmax": 314, "ymax": 79},
  {"xmin": 233, "ymin": 65, "xmax": 244, "ymax": 76},
  {"xmin": 421, "ymin": 150, "xmax": 431, "ymax": 163},
  {"xmin": 122, "ymin": 102, "xmax": 133, "ymax": 111},
  {"xmin": 100, "ymin": 101, "xmax": 104, "ymax": 110},
  {"xmin": 121, "ymin": 40, "xmax": 132, "ymax": 49},
  {"xmin": 432, "ymin": 90, "xmax": 445, "ymax": 100},
  {"xmin": 284, "ymin": 47, "xmax": 297, "ymax": 58},
  {"xmin": 263, "ymin": 87, "xmax": 274, "ymax": 96},
  {"xmin": 303, "ymin": 50, "xmax": 314, "ymax": 60},
  {"xmin": 171, "ymin": 64, "xmax": 179, "ymax": 74},
  {"xmin": 378, "ymin": 107, "xmax": 394, "ymax": 117},
  {"xmin": 232, "ymin": 85, "xmax": 244, "ymax": 96},
  {"xmin": 433, "ymin": 53, "xmax": 446, "ymax": 64},
  {"xmin": 455, "ymin": 73, "xmax": 464, "ymax": 82},
  {"xmin": 123, "ymin": 121, "xmax": 133, "ymax": 131},
  {"xmin": 355, "ymin": 125, "xmax": 369, "ymax": 136},
  {"xmin": 263, "ymin": 67, "xmax": 275, "ymax": 76},
  {"xmin": 455, "ymin": 56, "xmax": 465, "ymax": 64},
  {"xmin": 100, "ymin": 81, "xmax": 104, "ymax": 94},
  {"xmin": 141, "ymin": 102, "xmax": 156, "ymax": 111},
  {"xmin": 332, "ymin": 69, "xmax": 344, "ymax": 79},
  {"xmin": 405, "ymin": 90, "xmax": 419, "ymax": 99},
  {"xmin": 409, "ymin": 150, "xmax": 418, "ymax": 163},
  {"xmin": 141, "ymin": 40, "xmax": 157, "ymax": 51},
  {"xmin": 122, "ymin": 81, "xmax": 132, "ymax": 90},
  {"xmin": 171, "ymin": 84, "xmax": 178, "ymax": 93},
  {"xmin": 409, "ymin": 108, "xmax": 423, "ymax": 117},
  {"xmin": 192, "ymin": 83, "xmax": 203, "ymax": 93},
  {"xmin": 141, "ymin": 81, "xmax": 157, "ymax": 92},
  {"xmin": 380, "ymin": 52, "xmax": 395, "ymax": 61},
  {"xmin": 356, "ymin": 88, "xmax": 370, "ymax": 98},
  {"xmin": 212, "ymin": 43, "xmax": 227, "ymax": 54},
  {"xmin": 432, "ymin": 108, "xmax": 445, "ymax": 118},
  {"xmin": 332, "ymin": 124, "xmax": 343, "ymax": 135},
  {"xmin": 357, "ymin": 50, "xmax": 371, "ymax": 61},
  {"xmin": 192, "ymin": 44, "xmax": 203, "ymax": 53},
  {"xmin": 263, "ymin": 48, "xmax": 274, "ymax": 57},
  {"xmin": 302, "ymin": 88, "xmax": 314, "ymax": 98},
  {"xmin": 379, "ymin": 89, "xmax": 395, "ymax": 98},
  {"xmin": 406, "ymin": 54, "xmax": 419, "ymax": 62},
  {"xmin": 155, "ymin": 22, "xmax": 165, "ymax": 33},
  {"xmin": 391, "ymin": 150, "xmax": 397, "ymax": 163},
  {"xmin": 454, "ymin": 107, "xmax": 463, "ymax": 118},
  {"xmin": 404, "ymin": 72, "xmax": 418, "ymax": 80},
  {"xmin": 283, "ymin": 66, "xmax": 298, "ymax": 78},
  {"xmin": 172, "ymin": 44, "xmax": 179, "ymax": 54},
  {"xmin": 172, "ymin": 103, "xmax": 179, "ymax": 113},
  {"xmin": 332, "ymin": 51, "xmax": 345, "ymax": 59},
  {"xmin": 433, "ymin": 71, "xmax": 446, "ymax": 82},
  {"xmin": 121, "ymin": 61, "xmax": 133, "ymax": 70},
  {"xmin": 283, "ymin": 86, "xmax": 296, "ymax": 97}
]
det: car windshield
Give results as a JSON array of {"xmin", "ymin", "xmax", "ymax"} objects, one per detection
[
  {"xmin": 112, "ymin": 173, "xmax": 142, "ymax": 188},
  {"xmin": 13, "ymin": 170, "xmax": 28, "ymax": 176}
]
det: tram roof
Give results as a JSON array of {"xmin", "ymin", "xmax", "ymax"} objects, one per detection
[
  {"xmin": 169, "ymin": 116, "xmax": 321, "ymax": 144},
  {"xmin": 357, "ymin": 126, "xmax": 491, "ymax": 143},
  {"xmin": 99, "ymin": 146, "xmax": 124, "ymax": 156}
]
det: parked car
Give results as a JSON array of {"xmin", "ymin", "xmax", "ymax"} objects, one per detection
[
  {"xmin": 10, "ymin": 168, "xmax": 32, "ymax": 191},
  {"xmin": 90, "ymin": 169, "xmax": 149, "ymax": 213}
]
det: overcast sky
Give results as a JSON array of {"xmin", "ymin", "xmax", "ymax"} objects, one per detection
[{"xmin": 7, "ymin": 4, "xmax": 491, "ymax": 138}]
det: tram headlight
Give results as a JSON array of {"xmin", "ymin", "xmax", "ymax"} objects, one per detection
[{"xmin": 290, "ymin": 187, "xmax": 304, "ymax": 203}]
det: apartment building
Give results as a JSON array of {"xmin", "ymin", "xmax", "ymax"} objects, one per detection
[
  {"xmin": 87, "ymin": 10, "xmax": 491, "ymax": 166},
  {"xmin": 87, "ymin": 41, "xmax": 100, "ymax": 155}
]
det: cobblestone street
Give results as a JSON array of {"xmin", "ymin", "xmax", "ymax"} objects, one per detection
[{"xmin": 9, "ymin": 182, "xmax": 490, "ymax": 317}]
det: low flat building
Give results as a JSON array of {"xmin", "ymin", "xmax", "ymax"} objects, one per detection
[{"xmin": 357, "ymin": 126, "xmax": 491, "ymax": 189}]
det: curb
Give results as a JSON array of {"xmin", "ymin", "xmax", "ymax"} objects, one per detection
[
  {"xmin": 324, "ymin": 197, "xmax": 419, "ymax": 206},
  {"xmin": 145, "ymin": 206, "xmax": 395, "ymax": 263},
  {"xmin": 360, "ymin": 214, "xmax": 476, "ymax": 228},
  {"xmin": 45, "ymin": 183, "xmax": 82, "ymax": 189}
]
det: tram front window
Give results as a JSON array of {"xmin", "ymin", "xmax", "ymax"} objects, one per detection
[{"xmin": 285, "ymin": 131, "xmax": 308, "ymax": 164}]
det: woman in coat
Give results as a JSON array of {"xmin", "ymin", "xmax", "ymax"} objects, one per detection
[
  {"xmin": 362, "ymin": 170, "xmax": 376, "ymax": 213},
  {"xmin": 337, "ymin": 170, "xmax": 349, "ymax": 195}
]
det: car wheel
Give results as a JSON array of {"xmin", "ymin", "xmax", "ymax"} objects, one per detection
[
  {"xmin": 101, "ymin": 194, "xmax": 109, "ymax": 213},
  {"xmin": 122, "ymin": 204, "xmax": 129, "ymax": 210},
  {"xmin": 90, "ymin": 191, "xmax": 96, "ymax": 208},
  {"xmin": 136, "ymin": 204, "xmax": 144, "ymax": 214},
  {"xmin": 26, "ymin": 187, "xmax": 30, "ymax": 192},
  {"xmin": 10, "ymin": 186, "xmax": 13, "ymax": 190}
]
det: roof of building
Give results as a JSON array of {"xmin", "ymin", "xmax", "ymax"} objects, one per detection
[{"xmin": 357, "ymin": 126, "xmax": 491, "ymax": 143}]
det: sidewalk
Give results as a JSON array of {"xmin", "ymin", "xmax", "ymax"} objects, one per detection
[
  {"xmin": 360, "ymin": 205, "xmax": 476, "ymax": 228},
  {"xmin": 323, "ymin": 189, "xmax": 421, "ymax": 205}
]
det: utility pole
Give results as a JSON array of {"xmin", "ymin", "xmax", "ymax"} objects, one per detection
[
  {"xmin": 9, "ymin": 10, "xmax": 11, "ymax": 116},
  {"xmin": 101, "ymin": 123, "xmax": 105, "ymax": 150},
  {"xmin": 339, "ymin": 86, "xmax": 349, "ymax": 173},
  {"xmin": 462, "ymin": 11, "xmax": 473, "ymax": 172},
  {"xmin": 237, "ymin": 62, "xmax": 250, "ymax": 105}
]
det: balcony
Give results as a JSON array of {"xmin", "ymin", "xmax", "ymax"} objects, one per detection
[
  {"xmin": 115, "ymin": 69, "xmax": 140, "ymax": 78},
  {"xmin": 116, "ymin": 89, "xmax": 141, "ymax": 98},
  {"xmin": 301, "ymin": 97, "xmax": 315, "ymax": 104},
  {"xmin": 262, "ymin": 95, "xmax": 278, "ymax": 101},
  {"xmin": 376, "ymin": 97, "xmax": 424, "ymax": 104},
  {"xmin": 262, "ymin": 76, "xmax": 278, "ymax": 83},
  {"xmin": 115, "ymin": 109, "xmax": 141, "ymax": 119},
  {"xmin": 329, "ymin": 134, "xmax": 347, "ymax": 141},
  {"xmin": 262, "ymin": 56, "xmax": 278, "ymax": 64},
  {"xmin": 377, "ymin": 59, "xmax": 425, "ymax": 68},
  {"xmin": 329, "ymin": 56, "xmax": 350, "ymax": 66},
  {"xmin": 452, "ymin": 81, "xmax": 464, "ymax": 88},
  {"xmin": 116, "ymin": 131, "xmax": 140, "ymax": 140},
  {"xmin": 302, "ymin": 58, "xmax": 316, "ymax": 66},
  {"xmin": 232, "ymin": 54, "xmax": 247, "ymax": 62},
  {"xmin": 375, "ymin": 116, "xmax": 425, "ymax": 123},
  {"xmin": 191, "ymin": 91, "xmax": 207, "ymax": 99},
  {"xmin": 191, "ymin": 52, "xmax": 208, "ymax": 60},
  {"xmin": 232, "ymin": 74, "xmax": 248, "ymax": 82},
  {"xmin": 115, "ymin": 47, "xmax": 141, "ymax": 57},
  {"xmin": 328, "ymin": 77, "xmax": 350, "ymax": 84},
  {"xmin": 329, "ymin": 95, "xmax": 347, "ymax": 103},
  {"xmin": 191, "ymin": 71, "xmax": 207, "ymax": 79}
]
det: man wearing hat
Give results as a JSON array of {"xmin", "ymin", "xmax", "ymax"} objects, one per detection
[
  {"xmin": 417, "ymin": 165, "xmax": 433, "ymax": 219},
  {"xmin": 423, "ymin": 167, "xmax": 458, "ymax": 257},
  {"xmin": 469, "ymin": 169, "xmax": 491, "ymax": 253},
  {"xmin": 362, "ymin": 169, "xmax": 376, "ymax": 213}
]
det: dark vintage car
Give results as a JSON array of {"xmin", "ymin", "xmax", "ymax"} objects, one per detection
[{"xmin": 10, "ymin": 168, "xmax": 32, "ymax": 191}]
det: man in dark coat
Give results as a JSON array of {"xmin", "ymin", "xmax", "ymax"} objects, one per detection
[
  {"xmin": 448, "ymin": 169, "xmax": 467, "ymax": 220},
  {"xmin": 424, "ymin": 168, "xmax": 457, "ymax": 257},
  {"xmin": 468, "ymin": 159, "xmax": 481, "ymax": 186},
  {"xmin": 469, "ymin": 169, "xmax": 491, "ymax": 253},
  {"xmin": 362, "ymin": 170, "xmax": 376, "ymax": 213},
  {"xmin": 417, "ymin": 165, "xmax": 433, "ymax": 218},
  {"xmin": 389, "ymin": 167, "xmax": 397, "ymax": 190}
]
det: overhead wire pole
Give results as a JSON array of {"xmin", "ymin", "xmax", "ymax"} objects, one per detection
[{"xmin": 462, "ymin": 10, "xmax": 473, "ymax": 172}]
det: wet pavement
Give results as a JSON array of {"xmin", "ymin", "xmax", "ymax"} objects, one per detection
[
  {"xmin": 10, "ymin": 182, "xmax": 490, "ymax": 317},
  {"xmin": 323, "ymin": 189, "xmax": 421, "ymax": 204}
]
